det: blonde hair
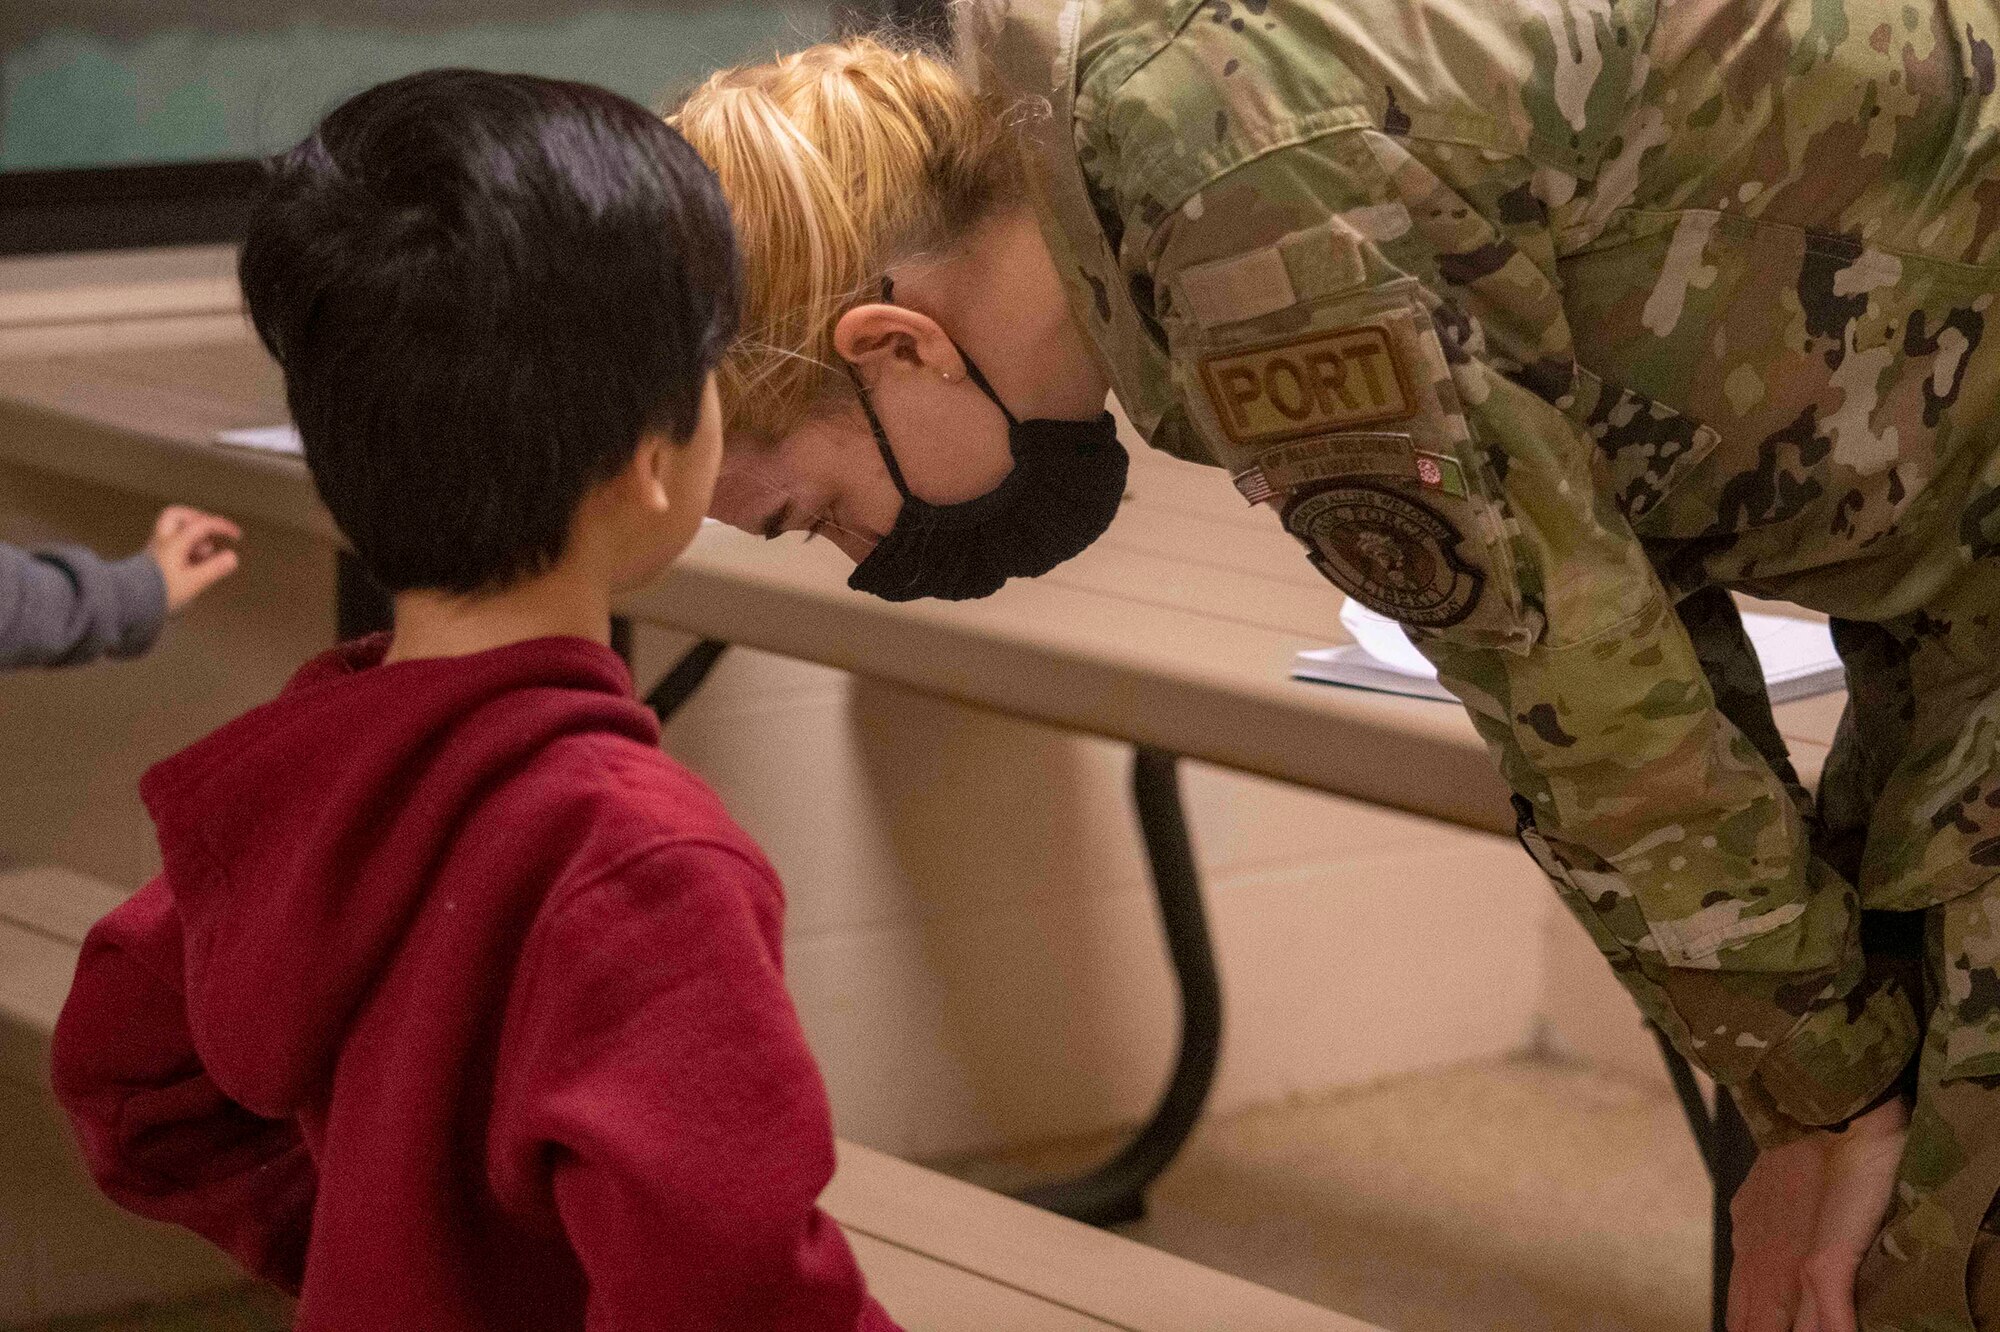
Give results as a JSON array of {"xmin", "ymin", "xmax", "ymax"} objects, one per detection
[{"xmin": 672, "ymin": 37, "xmax": 1023, "ymax": 442}]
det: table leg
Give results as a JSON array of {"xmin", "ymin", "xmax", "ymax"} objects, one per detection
[
  {"xmin": 1012, "ymin": 747, "xmax": 1223, "ymax": 1227},
  {"xmin": 1653, "ymin": 1028, "xmax": 1755, "ymax": 1332},
  {"xmin": 1709, "ymin": 1089, "xmax": 1755, "ymax": 1332},
  {"xmin": 636, "ymin": 640, "xmax": 732, "ymax": 720}
]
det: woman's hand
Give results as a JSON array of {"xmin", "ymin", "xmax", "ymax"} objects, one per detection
[
  {"xmin": 1790, "ymin": 1099, "xmax": 1908, "ymax": 1332},
  {"xmin": 147, "ymin": 505, "xmax": 242, "ymax": 612},
  {"xmin": 1728, "ymin": 1126, "xmax": 1827, "ymax": 1332},
  {"xmin": 1727, "ymin": 1097, "xmax": 1909, "ymax": 1332}
]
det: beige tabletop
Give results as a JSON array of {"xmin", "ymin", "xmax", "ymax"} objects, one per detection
[{"xmin": 0, "ymin": 337, "xmax": 1843, "ymax": 837}]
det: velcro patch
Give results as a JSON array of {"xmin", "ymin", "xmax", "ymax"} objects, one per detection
[
  {"xmin": 1200, "ymin": 325, "xmax": 1414, "ymax": 447},
  {"xmin": 1177, "ymin": 248, "xmax": 1298, "ymax": 329},
  {"xmin": 1232, "ymin": 432, "xmax": 1418, "ymax": 505}
]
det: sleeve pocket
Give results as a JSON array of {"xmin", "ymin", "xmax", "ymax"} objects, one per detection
[{"xmin": 1561, "ymin": 367, "xmax": 1723, "ymax": 531}]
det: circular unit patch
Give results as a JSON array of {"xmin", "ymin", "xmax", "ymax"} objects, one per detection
[{"xmin": 1282, "ymin": 481, "xmax": 1483, "ymax": 628}]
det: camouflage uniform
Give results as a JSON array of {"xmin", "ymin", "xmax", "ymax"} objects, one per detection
[{"xmin": 965, "ymin": 0, "xmax": 2000, "ymax": 1321}]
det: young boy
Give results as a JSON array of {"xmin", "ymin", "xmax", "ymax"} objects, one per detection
[
  {"xmin": 52, "ymin": 69, "xmax": 897, "ymax": 1332},
  {"xmin": 2, "ymin": 505, "xmax": 239, "ymax": 668}
]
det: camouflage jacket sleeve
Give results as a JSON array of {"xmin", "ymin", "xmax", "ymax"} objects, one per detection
[{"xmin": 1127, "ymin": 126, "xmax": 1918, "ymax": 1145}]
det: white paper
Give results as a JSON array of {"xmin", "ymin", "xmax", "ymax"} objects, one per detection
[
  {"xmin": 1296, "ymin": 600, "xmax": 1846, "ymax": 704},
  {"xmin": 1336, "ymin": 598, "xmax": 1436, "ymax": 677},
  {"xmin": 215, "ymin": 424, "xmax": 304, "ymax": 456}
]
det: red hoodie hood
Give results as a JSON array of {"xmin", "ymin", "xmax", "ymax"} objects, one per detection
[{"xmin": 138, "ymin": 634, "xmax": 658, "ymax": 1117}]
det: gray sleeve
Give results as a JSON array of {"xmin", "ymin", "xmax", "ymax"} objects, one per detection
[{"xmin": 0, "ymin": 542, "xmax": 168, "ymax": 669}]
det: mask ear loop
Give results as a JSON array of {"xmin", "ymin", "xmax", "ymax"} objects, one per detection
[
  {"xmin": 844, "ymin": 361, "xmax": 917, "ymax": 501},
  {"xmin": 953, "ymin": 353, "xmax": 1019, "ymax": 427}
]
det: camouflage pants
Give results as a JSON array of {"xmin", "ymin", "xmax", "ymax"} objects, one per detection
[{"xmin": 1679, "ymin": 567, "xmax": 2000, "ymax": 1329}]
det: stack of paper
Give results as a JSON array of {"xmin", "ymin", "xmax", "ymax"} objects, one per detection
[{"xmin": 1295, "ymin": 599, "xmax": 1847, "ymax": 704}]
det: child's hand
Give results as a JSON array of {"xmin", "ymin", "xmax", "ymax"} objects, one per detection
[{"xmin": 147, "ymin": 506, "xmax": 242, "ymax": 612}]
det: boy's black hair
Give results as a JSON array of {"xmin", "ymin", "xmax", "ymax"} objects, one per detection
[{"xmin": 239, "ymin": 68, "xmax": 740, "ymax": 596}]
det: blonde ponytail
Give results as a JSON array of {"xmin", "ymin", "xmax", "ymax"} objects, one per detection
[{"xmin": 672, "ymin": 37, "xmax": 1022, "ymax": 442}]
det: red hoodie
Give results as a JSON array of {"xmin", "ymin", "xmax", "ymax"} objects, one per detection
[{"xmin": 52, "ymin": 635, "xmax": 898, "ymax": 1332}]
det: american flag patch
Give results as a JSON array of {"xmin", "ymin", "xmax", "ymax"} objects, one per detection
[{"xmin": 1233, "ymin": 467, "xmax": 1276, "ymax": 506}]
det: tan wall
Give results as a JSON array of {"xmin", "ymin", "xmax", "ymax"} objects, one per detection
[
  {"xmin": 0, "ymin": 540, "xmax": 1554, "ymax": 1167},
  {"xmin": 636, "ymin": 629, "xmax": 1554, "ymax": 1158},
  {"xmin": 0, "ymin": 246, "xmax": 1563, "ymax": 1167}
]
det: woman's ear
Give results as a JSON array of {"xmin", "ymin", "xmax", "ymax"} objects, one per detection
[{"xmin": 832, "ymin": 303, "xmax": 966, "ymax": 387}]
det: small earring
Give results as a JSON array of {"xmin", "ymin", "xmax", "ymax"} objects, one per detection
[{"xmin": 940, "ymin": 370, "xmax": 955, "ymax": 384}]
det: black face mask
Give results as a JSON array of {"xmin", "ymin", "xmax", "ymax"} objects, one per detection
[{"xmin": 844, "ymin": 315, "xmax": 1128, "ymax": 603}]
